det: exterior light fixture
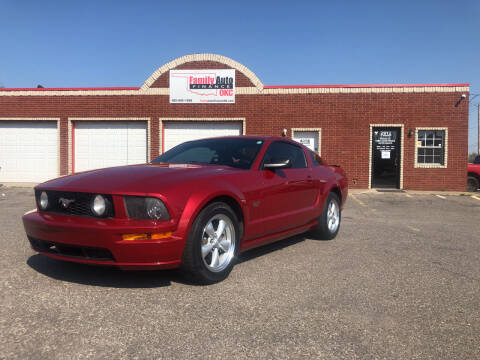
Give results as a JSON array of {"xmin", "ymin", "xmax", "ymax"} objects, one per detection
[
  {"xmin": 455, "ymin": 94, "xmax": 467, "ymax": 107},
  {"xmin": 408, "ymin": 129, "xmax": 414, "ymax": 137}
]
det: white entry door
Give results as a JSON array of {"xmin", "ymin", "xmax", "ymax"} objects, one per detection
[
  {"xmin": 0, "ymin": 121, "xmax": 58, "ymax": 182},
  {"xmin": 163, "ymin": 121, "xmax": 242, "ymax": 152},
  {"xmin": 74, "ymin": 121, "xmax": 147, "ymax": 172},
  {"xmin": 292, "ymin": 130, "xmax": 320, "ymax": 153}
]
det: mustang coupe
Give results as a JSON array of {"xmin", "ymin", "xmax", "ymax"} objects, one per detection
[{"xmin": 23, "ymin": 136, "xmax": 348, "ymax": 283}]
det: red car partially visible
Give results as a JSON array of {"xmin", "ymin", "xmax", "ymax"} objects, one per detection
[
  {"xmin": 23, "ymin": 136, "xmax": 348, "ymax": 283},
  {"xmin": 468, "ymin": 155, "xmax": 480, "ymax": 192}
]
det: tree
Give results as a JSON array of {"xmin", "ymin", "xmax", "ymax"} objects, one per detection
[{"xmin": 469, "ymin": 152, "xmax": 479, "ymax": 163}]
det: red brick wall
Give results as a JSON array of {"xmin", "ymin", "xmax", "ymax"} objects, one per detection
[{"xmin": 0, "ymin": 64, "xmax": 469, "ymax": 191}]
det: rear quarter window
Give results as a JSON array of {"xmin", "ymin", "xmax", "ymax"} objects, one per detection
[{"xmin": 309, "ymin": 151, "xmax": 323, "ymax": 166}]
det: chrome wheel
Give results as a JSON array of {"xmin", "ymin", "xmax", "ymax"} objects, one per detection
[
  {"xmin": 327, "ymin": 199, "xmax": 340, "ymax": 233},
  {"xmin": 201, "ymin": 214, "xmax": 236, "ymax": 272}
]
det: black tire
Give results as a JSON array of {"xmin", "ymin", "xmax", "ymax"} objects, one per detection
[
  {"xmin": 310, "ymin": 192, "xmax": 341, "ymax": 240},
  {"xmin": 467, "ymin": 176, "xmax": 479, "ymax": 192},
  {"xmin": 181, "ymin": 202, "xmax": 240, "ymax": 284}
]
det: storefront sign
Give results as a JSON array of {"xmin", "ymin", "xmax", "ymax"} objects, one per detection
[{"xmin": 170, "ymin": 69, "xmax": 235, "ymax": 104}]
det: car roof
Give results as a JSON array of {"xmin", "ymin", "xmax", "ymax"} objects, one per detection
[{"xmin": 201, "ymin": 135, "xmax": 295, "ymax": 142}]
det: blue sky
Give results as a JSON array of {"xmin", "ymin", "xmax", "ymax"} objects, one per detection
[{"xmin": 1, "ymin": 0, "xmax": 479, "ymax": 152}]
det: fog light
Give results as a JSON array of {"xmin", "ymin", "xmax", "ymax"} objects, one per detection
[
  {"xmin": 92, "ymin": 195, "xmax": 106, "ymax": 216},
  {"xmin": 39, "ymin": 191, "xmax": 48, "ymax": 210}
]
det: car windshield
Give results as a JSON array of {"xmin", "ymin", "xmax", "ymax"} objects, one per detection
[{"xmin": 152, "ymin": 138, "xmax": 264, "ymax": 170}]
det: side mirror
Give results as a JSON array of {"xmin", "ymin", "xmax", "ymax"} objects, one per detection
[{"xmin": 263, "ymin": 159, "xmax": 292, "ymax": 170}]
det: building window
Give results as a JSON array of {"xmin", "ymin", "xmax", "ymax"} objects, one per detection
[{"xmin": 415, "ymin": 128, "xmax": 448, "ymax": 168}]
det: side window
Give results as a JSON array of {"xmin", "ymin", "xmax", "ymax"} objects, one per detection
[
  {"xmin": 263, "ymin": 141, "xmax": 307, "ymax": 169},
  {"xmin": 475, "ymin": 155, "xmax": 480, "ymax": 164},
  {"xmin": 309, "ymin": 151, "xmax": 323, "ymax": 166}
]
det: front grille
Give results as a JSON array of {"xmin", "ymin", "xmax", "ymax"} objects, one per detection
[
  {"xmin": 29, "ymin": 237, "xmax": 115, "ymax": 261},
  {"xmin": 36, "ymin": 190, "xmax": 114, "ymax": 218}
]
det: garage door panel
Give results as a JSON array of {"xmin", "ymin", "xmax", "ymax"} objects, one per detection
[
  {"xmin": 74, "ymin": 121, "xmax": 147, "ymax": 172},
  {"xmin": 0, "ymin": 121, "xmax": 58, "ymax": 182},
  {"xmin": 164, "ymin": 122, "xmax": 242, "ymax": 152},
  {"xmin": 127, "ymin": 124, "xmax": 149, "ymax": 165}
]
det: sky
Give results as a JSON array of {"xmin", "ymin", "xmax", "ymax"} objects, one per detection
[{"xmin": 1, "ymin": 0, "xmax": 479, "ymax": 153}]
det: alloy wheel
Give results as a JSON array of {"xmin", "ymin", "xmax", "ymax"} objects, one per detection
[
  {"xmin": 327, "ymin": 199, "xmax": 340, "ymax": 233},
  {"xmin": 200, "ymin": 214, "xmax": 236, "ymax": 272}
]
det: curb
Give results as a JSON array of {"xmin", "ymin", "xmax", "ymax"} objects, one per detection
[{"xmin": 349, "ymin": 189, "xmax": 475, "ymax": 196}]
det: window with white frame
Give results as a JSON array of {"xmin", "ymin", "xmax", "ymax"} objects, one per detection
[{"xmin": 416, "ymin": 129, "xmax": 446, "ymax": 166}]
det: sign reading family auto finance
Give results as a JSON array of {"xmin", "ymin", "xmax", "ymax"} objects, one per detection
[{"xmin": 169, "ymin": 69, "xmax": 235, "ymax": 103}]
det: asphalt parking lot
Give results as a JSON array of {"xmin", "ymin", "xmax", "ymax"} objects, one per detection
[{"xmin": 1, "ymin": 187, "xmax": 479, "ymax": 359}]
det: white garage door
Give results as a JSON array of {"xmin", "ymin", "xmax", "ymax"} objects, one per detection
[
  {"xmin": 74, "ymin": 121, "xmax": 147, "ymax": 172},
  {"xmin": 292, "ymin": 130, "xmax": 319, "ymax": 153},
  {"xmin": 163, "ymin": 122, "xmax": 242, "ymax": 152},
  {"xmin": 0, "ymin": 121, "xmax": 58, "ymax": 183}
]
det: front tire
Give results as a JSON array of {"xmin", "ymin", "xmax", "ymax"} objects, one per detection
[
  {"xmin": 467, "ymin": 176, "xmax": 479, "ymax": 192},
  {"xmin": 311, "ymin": 192, "xmax": 341, "ymax": 240},
  {"xmin": 181, "ymin": 202, "xmax": 239, "ymax": 284}
]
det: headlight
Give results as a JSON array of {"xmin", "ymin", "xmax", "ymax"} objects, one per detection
[
  {"xmin": 92, "ymin": 194, "xmax": 106, "ymax": 216},
  {"xmin": 146, "ymin": 198, "xmax": 168, "ymax": 220},
  {"xmin": 39, "ymin": 191, "xmax": 48, "ymax": 210},
  {"xmin": 124, "ymin": 196, "xmax": 170, "ymax": 220}
]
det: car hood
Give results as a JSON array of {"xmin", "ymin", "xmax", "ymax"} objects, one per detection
[{"xmin": 37, "ymin": 163, "xmax": 240, "ymax": 195}]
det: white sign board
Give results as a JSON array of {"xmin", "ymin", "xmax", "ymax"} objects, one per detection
[
  {"xmin": 170, "ymin": 69, "xmax": 235, "ymax": 104},
  {"xmin": 293, "ymin": 131, "xmax": 318, "ymax": 152},
  {"xmin": 299, "ymin": 138, "xmax": 312, "ymax": 147},
  {"xmin": 381, "ymin": 151, "xmax": 391, "ymax": 159}
]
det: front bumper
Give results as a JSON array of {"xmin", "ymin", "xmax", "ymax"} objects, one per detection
[{"xmin": 23, "ymin": 211, "xmax": 184, "ymax": 270}]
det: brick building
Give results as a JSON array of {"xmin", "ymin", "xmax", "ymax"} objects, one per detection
[{"xmin": 0, "ymin": 53, "xmax": 470, "ymax": 190}]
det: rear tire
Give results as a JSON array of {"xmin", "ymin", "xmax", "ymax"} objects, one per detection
[
  {"xmin": 181, "ymin": 202, "xmax": 239, "ymax": 284},
  {"xmin": 467, "ymin": 176, "xmax": 479, "ymax": 192},
  {"xmin": 310, "ymin": 192, "xmax": 341, "ymax": 240}
]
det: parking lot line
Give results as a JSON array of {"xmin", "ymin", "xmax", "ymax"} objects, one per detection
[
  {"xmin": 471, "ymin": 195, "xmax": 480, "ymax": 201},
  {"xmin": 349, "ymin": 193, "xmax": 367, "ymax": 207},
  {"xmin": 405, "ymin": 193, "xmax": 413, "ymax": 198},
  {"xmin": 436, "ymin": 195, "xmax": 446, "ymax": 199},
  {"xmin": 407, "ymin": 225, "xmax": 420, "ymax": 232}
]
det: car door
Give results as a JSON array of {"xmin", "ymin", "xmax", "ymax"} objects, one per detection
[{"xmin": 250, "ymin": 141, "xmax": 317, "ymax": 237}]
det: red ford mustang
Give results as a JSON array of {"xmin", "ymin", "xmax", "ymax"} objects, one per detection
[{"xmin": 23, "ymin": 136, "xmax": 348, "ymax": 283}]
